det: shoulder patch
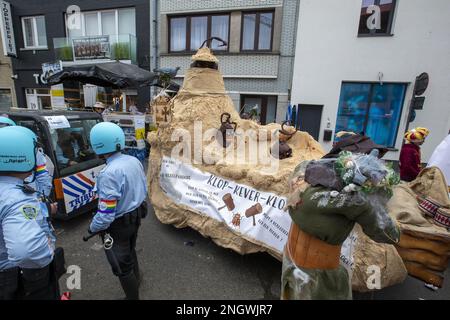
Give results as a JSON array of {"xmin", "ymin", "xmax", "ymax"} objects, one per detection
[{"xmin": 21, "ymin": 205, "xmax": 39, "ymax": 220}]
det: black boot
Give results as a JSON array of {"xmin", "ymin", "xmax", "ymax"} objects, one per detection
[{"xmin": 119, "ymin": 272, "xmax": 140, "ymax": 300}]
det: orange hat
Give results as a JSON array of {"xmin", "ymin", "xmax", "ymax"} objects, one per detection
[{"xmin": 404, "ymin": 127, "xmax": 430, "ymax": 143}]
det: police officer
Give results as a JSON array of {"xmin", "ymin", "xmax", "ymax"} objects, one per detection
[
  {"xmin": 15, "ymin": 126, "xmax": 57, "ymax": 247},
  {"xmin": 0, "ymin": 118, "xmax": 57, "ymax": 246},
  {"xmin": 88, "ymin": 122, "xmax": 147, "ymax": 300},
  {"xmin": 0, "ymin": 126, "xmax": 59, "ymax": 300}
]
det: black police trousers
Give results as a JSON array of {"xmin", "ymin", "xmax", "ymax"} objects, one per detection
[
  {"xmin": 0, "ymin": 261, "xmax": 60, "ymax": 300},
  {"xmin": 0, "ymin": 267, "xmax": 19, "ymax": 300},
  {"xmin": 104, "ymin": 209, "xmax": 141, "ymax": 278}
]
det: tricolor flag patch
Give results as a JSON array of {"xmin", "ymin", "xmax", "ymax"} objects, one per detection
[
  {"xmin": 98, "ymin": 199, "xmax": 117, "ymax": 214},
  {"xmin": 36, "ymin": 164, "xmax": 48, "ymax": 176}
]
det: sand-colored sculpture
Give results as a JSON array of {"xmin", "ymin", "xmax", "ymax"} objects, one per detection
[
  {"xmin": 147, "ymin": 46, "xmax": 407, "ymax": 291},
  {"xmin": 151, "ymin": 94, "xmax": 172, "ymax": 124}
]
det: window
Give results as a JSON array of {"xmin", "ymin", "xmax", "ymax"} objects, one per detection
[
  {"xmin": 50, "ymin": 119, "xmax": 101, "ymax": 176},
  {"xmin": 66, "ymin": 8, "xmax": 136, "ymax": 38},
  {"xmin": 22, "ymin": 16, "xmax": 47, "ymax": 48},
  {"xmin": 169, "ymin": 14, "xmax": 230, "ymax": 52},
  {"xmin": 118, "ymin": 8, "xmax": 136, "ymax": 37},
  {"xmin": 240, "ymin": 95, "xmax": 277, "ymax": 125},
  {"xmin": 335, "ymin": 82, "xmax": 407, "ymax": 147},
  {"xmin": 241, "ymin": 11, "xmax": 274, "ymax": 51},
  {"xmin": 358, "ymin": 0, "xmax": 397, "ymax": 36},
  {"xmin": 25, "ymin": 88, "xmax": 52, "ymax": 110},
  {"xmin": 0, "ymin": 89, "xmax": 12, "ymax": 111}
]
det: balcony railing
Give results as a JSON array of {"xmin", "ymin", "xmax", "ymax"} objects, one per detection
[{"xmin": 54, "ymin": 34, "xmax": 137, "ymax": 64}]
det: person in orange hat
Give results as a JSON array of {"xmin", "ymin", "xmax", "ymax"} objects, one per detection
[{"xmin": 399, "ymin": 127, "xmax": 430, "ymax": 181}]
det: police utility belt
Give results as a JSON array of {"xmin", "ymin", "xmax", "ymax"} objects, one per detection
[
  {"xmin": 0, "ymin": 247, "xmax": 66, "ymax": 297},
  {"xmin": 99, "ymin": 202, "xmax": 147, "ymax": 250},
  {"xmin": 110, "ymin": 201, "xmax": 148, "ymax": 227}
]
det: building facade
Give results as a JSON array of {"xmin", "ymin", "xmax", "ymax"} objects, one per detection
[
  {"xmin": 155, "ymin": 0, "xmax": 300, "ymax": 124},
  {"xmin": 291, "ymin": 0, "xmax": 450, "ymax": 161},
  {"xmin": 7, "ymin": 0, "xmax": 150, "ymax": 110},
  {"xmin": 0, "ymin": 21, "xmax": 17, "ymax": 111}
]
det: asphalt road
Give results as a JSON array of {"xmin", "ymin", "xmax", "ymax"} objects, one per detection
[
  {"xmin": 54, "ymin": 204, "xmax": 281, "ymax": 300},
  {"xmin": 53, "ymin": 202, "xmax": 450, "ymax": 300}
]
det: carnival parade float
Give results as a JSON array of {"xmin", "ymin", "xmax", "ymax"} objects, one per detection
[{"xmin": 147, "ymin": 44, "xmax": 417, "ymax": 293}]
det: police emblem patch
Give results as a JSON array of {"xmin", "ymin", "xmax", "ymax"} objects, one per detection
[
  {"xmin": 21, "ymin": 205, "xmax": 39, "ymax": 220},
  {"xmin": 99, "ymin": 201, "xmax": 108, "ymax": 211}
]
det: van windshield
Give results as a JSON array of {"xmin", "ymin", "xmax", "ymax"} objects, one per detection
[{"xmin": 50, "ymin": 118, "xmax": 103, "ymax": 176}]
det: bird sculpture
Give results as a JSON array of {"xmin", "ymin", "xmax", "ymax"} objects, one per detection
[
  {"xmin": 153, "ymin": 66, "xmax": 181, "ymax": 79},
  {"xmin": 153, "ymin": 66, "xmax": 181, "ymax": 90}
]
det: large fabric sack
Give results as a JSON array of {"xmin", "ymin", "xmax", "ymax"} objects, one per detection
[
  {"xmin": 388, "ymin": 167, "xmax": 450, "ymax": 287},
  {"xmin": 351, "ymin": 225, "xmax": 407, "ymax": 292}
]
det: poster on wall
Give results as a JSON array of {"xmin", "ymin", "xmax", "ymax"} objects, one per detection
[
  {"xmin": 50, "ymin": 84, "xmax": 65, "ymax": 109},
  {"xmin": 42, "ymin": 61, "xmax": 63, "ymax": 81},
  {"xmin": 160, "ymin": 156, "xmax": 357, "ymax": 262},
  {"xmin": 72, "ymin": 36, "xmax": 110, "ymax": 61},
  {"xmin": 26, "ymin": 93, "xmax": 38, "ymax": 110}
]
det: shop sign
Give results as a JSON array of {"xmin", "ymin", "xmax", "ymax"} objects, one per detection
[{"xmin": 0, "ymin": 1, "xmax": 16, "ymax": 57}]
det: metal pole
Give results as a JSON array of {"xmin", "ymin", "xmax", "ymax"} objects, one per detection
[{"xmin": 151, "ymin": 0, "xmax": 159, "ymax": 98}]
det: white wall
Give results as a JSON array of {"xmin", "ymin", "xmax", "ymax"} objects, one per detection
[{"xmin": 291, "ymin": 0, "xmax": 450, "ymax": 161}]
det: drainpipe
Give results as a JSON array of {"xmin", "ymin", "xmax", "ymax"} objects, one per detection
[
  {"xmin": 288, "ymin": 0, "xmax": 301, "ymax": 102},
  {"xmin": 151, "ymin": 0, "xmax": 159, "ymax": 97}
]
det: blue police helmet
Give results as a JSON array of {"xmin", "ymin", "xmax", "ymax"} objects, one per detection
[
  {"xmin": 0, "ymin": 116, "xmax": 16, "ymax": 128},
  {"xmin": 7, "ymin": 125, "xmax": 38, "ymax": 142},
  {"xmin": 90, "ymin": 122, "xmax": 125, "ymax": 155},
  {"xmin": 0, "ymin": 126, "xmax": 36, "ymax": 173}
]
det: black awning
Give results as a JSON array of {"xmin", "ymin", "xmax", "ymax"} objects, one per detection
[{"xmin": 47, "ymin": 61, "xmax": 158, "ymax": 89}]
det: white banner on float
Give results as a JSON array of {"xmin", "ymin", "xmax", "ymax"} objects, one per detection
[
  {"xmin": 160, "ymin": 156, "xmax": 290, "ymax": 253},
  {"xmin": 159, "ymin": 156, "xmax": 356, "ymax": 262}
]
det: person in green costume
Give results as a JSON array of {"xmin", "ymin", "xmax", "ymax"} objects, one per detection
[{"xmin": 282, "ymin": 150, "xmax": 400, "ymax": 300}]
